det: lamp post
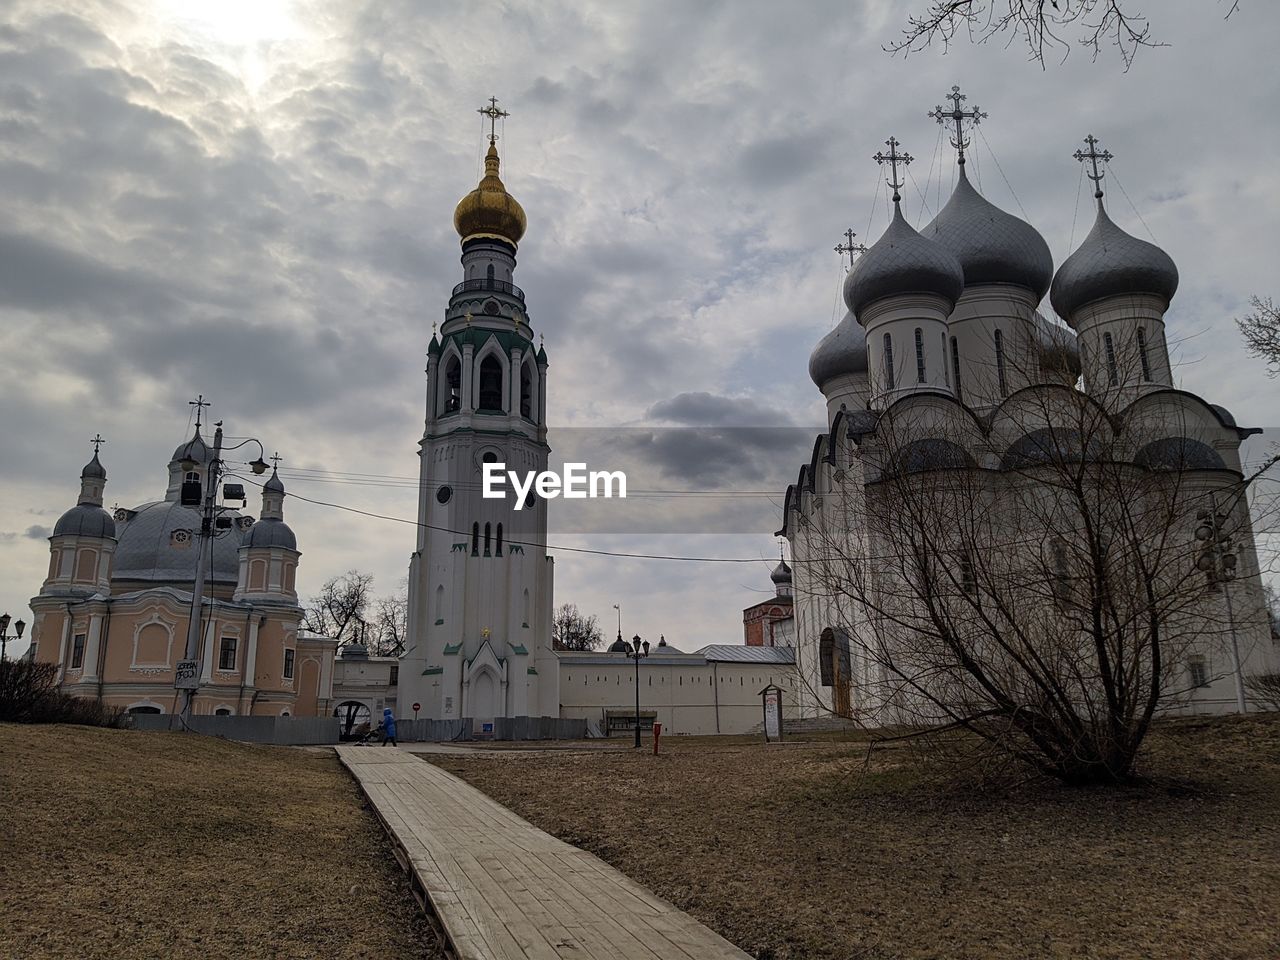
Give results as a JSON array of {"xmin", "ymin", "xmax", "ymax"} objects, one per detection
[
  {"xmin": 0, "ymin": 613, "xmax": 26, "ymax": 661},
  {"xmin": 621, "ymin": 633, "xmax": 649, "ymax": 748},
  {"xmin": 176, "ymin": 416, "xmax": 270, "ymax": 725}
]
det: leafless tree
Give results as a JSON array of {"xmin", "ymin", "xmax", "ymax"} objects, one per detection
[
  {"xmin": 1236, "ymin": 296, "xmax": 1280, "ymax": 378},
  {"xmin": 797, "ymin": 336, "xmax": 1276, "ymax": 784},
  {"xmin": 302, "ymin": 570, "xmax": 374, "ymax": 644},
  {"xmin": 369, "ymin": 580, "xmax": 409, "ymax": 657},
  {"xmin": 552, "ymin": 603, "xmax": 605, "ymax": 652},
  {"xmin": 887, "ymin": 1, "xmax": 1241, "ymax": 69}
]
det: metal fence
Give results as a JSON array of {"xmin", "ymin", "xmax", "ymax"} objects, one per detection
[
  {"xmin": 127, "ymin": 714, "xmax": 339, "ymax": 745},
  {"xmin": 492, "ymin": 716, "xmax": 588, "ymax": 741},
  {"xmin": 394, "ymin": 718, "xmax": 474, "ymax": 742}
]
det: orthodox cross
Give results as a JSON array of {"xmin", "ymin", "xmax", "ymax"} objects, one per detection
[
  {"xmin": 834, "ymin": 227, "xmax": 867, "ymax": 269},
  {"xmin": 188, "ymin": 394, "xmax": 210, "ymax": 430},
  {"xmin": 270, "ymin": 451, "xmax": 283, "ymax": 470},
  {"xmin": 929, "ymin": 85, "xmax": 987, "ymax": 166},
  {"xmin": 873, "ymin": 137, "xmax": 913, "ymax": 203},
  {"xmin": 477, "ymin": 97, "xmax": 509, "ymax": 144},
  {"xmin": 1073, "ymin": 133, "xmax": 1113, "ymax": 200},
  {"xmin": 90, "ymin": 433, "xmax": 106, "ymax": 455}
]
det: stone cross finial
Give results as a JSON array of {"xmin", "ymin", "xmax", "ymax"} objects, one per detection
[
  {"xmin": 477, "ymin": 97, "xmax": 510, "ymax": 144},
  {"xmin": 873, "ymin": 137, "xmax": 913, "ymax": 204},
  {"xmin": 929, "ymin": 85, "xmax": 987, "ymax": 166},
  {"xmin": 1073, "ymin": 133, "xmax": 1114, "ymax": 201}
]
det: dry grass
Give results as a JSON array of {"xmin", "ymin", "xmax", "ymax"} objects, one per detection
[
  {"xmin": 433, "ymin": 714, "xmax": 1280, "ymax": 960},
  {"xmin": 0, "ymin": 723, "xmax": 443, "ymax": 960}
]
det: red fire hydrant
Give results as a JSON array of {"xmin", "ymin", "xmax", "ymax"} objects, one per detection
[{"xmin": 653, "ymin": 722, "xmax": 662, "ymax": 755}]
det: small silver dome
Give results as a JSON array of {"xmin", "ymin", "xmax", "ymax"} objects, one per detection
[
  {"xmin": 81, "ymin": 452, "xmax": 106, "ymax": 481},
  {"xmin": 113, "ymin": 500, "xmax": 243, "ymax": 585},
  {"xmin": 171, "ymin": 429, "xmax": 214, "ymax": 466},
  {"xmin": 243, "ymin": 518, "xmax": 297, "ymax": 551},
  {"xmin": 1050, "ymin": 203, "xmax": 1178, "ymax": 323},
  {"xmin": 263, "ymin": 468, "xmax": 285, "ymax": 494},
  {"xmin": 924, "ymin": 167, "xmax": 1054, "ymax": 300},
  {"xmin": 53, "ymin": 504, "xmax": 115, "ymax": 538},
  {"xmin": 770, "ymin": 558, "xmax": 792, "ymax": 584},
  {"xmin": 808, "ymin": 310, "xmax": 867, "ymax": 387},
  {"xmin": 844, "ymin": 205, "xmax": 964, "ymax": 320}
]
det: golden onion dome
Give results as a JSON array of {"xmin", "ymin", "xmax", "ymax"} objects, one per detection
[{"xmin": 453, "ymin": 142, "xmax": 527, "ymax": 247}]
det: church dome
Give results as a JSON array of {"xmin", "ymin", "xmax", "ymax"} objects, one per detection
[
  {"xmin": 770, "ymin": 558, "xmax": 792, "ymax": 586},
  {"xmin": 53, "ymin": 504, "xmax": 115, "ymax": 539},
  {"xmin": 453, "ymin": 142, "xmax": 526, "ymax": 247},
  {"xmin": 1049, "ymin": 203, "xmax": 1178, "ymax": 324},
  {"xmin": 809, "ymin": 310, "xmax": 868, "ymax": 387},
  {"xmin": 113, "ymin": 500, "xmax": 244, "ymax": 586},
  {"xmin": 244, "ymin": 517, "xmax": 297, "ymax": 551},
  {"xmin": 81, "ymin": 452, "xmax": 106, "ymax": 481},
  {"xmin": 844, "ymin": 205, "xmax": 964, "ymax": 321},
  {"xmin": 171, "ymin": 429, "xmax": 214, "ymax": 466},
  {"xmin": 923, "ymin": 167, "xmax": 1054, "ymax": 300}
]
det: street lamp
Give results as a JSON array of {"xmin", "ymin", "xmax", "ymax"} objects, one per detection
[
  {"xmin": 619, "ymin": 632, "xmax": 650, "ymax": 748},
  {"xmin": 176, "ymin": 417, "xmax": 271, "ymax": 725},
  {"xmin": 0, "ymin": 613, "xmax": 26, "ymax": 661}
]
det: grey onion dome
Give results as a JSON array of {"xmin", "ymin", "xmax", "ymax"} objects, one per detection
[
  {"xmin": 923, "ymin": 167, "xmax": 1054, "ymax": 300},
  {"xmin": 1050, "ymin": 202, "xmax": 1179, "ymax": 324},
  {"xmin": 808, "ymin": 310, "xmax": 867, "ymax": 388},
  {"xmin": 770, "ymin": 558, "xmax": 792, "ymax": 585},
  {"xmin": 81, "ymin": 452, "xmax": 107, "ymax": 480},
  {"xmin": 843, "ymin": 204, "xmax": 964, "ymax": 321},
  {"xmin": 263, "ymin": 467, "xmax": 285, "ymax": 494},
  {"xmin": 243, "ymin": 518, "xmax": 297, "ymax": 551},
  {"xmin": 53, "ymin": 504, "xmax": 115, "ymax": 538},
  {"xmin": 171, "ymin": 428, "xmax": 213, "ymax": 465}
]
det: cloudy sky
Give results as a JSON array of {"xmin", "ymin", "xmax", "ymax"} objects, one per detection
[{"xmin": 2, "ymin": 0, "xmax": 1278, "ymax": 656}]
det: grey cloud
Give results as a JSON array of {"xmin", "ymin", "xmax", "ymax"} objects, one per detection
[
  {"xmin": 24, "ymin": 525, "xmax": 50, "ymax": 539},
  {"xmin": 647, "ymin": 392, "xmax": 792, "ymax": 427}
]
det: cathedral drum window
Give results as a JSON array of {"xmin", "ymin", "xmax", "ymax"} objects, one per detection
[
  {"xmin": 436, "ymin": 484, "xmax": 453, "ymax": 504},
  {"xmin": 477, "ymin": 356, "xmax": 504, "ymax": 411}
]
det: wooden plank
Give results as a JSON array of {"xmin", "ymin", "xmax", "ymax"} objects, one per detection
[{"xmin": 335, "ymin": 746, "xmax": 751, "ymax": 960}]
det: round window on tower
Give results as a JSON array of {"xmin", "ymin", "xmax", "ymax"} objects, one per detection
[{"xmin": 436, "ymin": 485, "xmax": 453, "ymax": 505}]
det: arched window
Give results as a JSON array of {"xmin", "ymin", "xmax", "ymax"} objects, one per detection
[
  {"xmin": 478, "ymin": 355, "xmax": 504, "ymax": 411},
  {"xmin": 471, "ymin": 522, "xmax": 479, "ymax": 556},
  {"xmin": 435, "ymin": 584, "xmax": 445, "ymax": 624},
  {"xmin": 484, "ymin": 522, "xmax": 492, "ymax": 556},
  {"xmin": 445, "ymin": 356, "xmax": 461, "ymax": 412},
  {"xmin": 522, "ymin": 588, "xmax": 531, "ymax": 627},
  {"xmin": 1137, "ymin": 327, "xmax": 1151, "ymax": 381},
  {"xmin": 496, "ymin": 523, "xmax": 503, "ymax": 557},
  {"xmin": 883, "ymin": 333, "xmax": 895, "ymax": 390},
  {"xmin": 1103, "ymin": 331, "xmax": 1119, "ymax": 386},
  {"xmin": 520, "ymin": 362, "xmax": 533, "ymax": 419},
  {"xmin": 486, "ymin": 263, "xmax": 495, "ymax": 286},
  {"xmin": 994, "ymin": 329, "xmax": 1008, "ymax": 397},
  {"xmin": 914, "ymin": 327, "xmax": 926, "ymax": 382},
  {"xmin": 951, "ymin": 336, "xmax": 962, "ymax": 402},
  {"xmin": 942, "ymin": 332, "xmax": 949, "ymax": 386},
  {"xmin": 184, "ymin": 471, "xmax": 200, "ymax": 483}
]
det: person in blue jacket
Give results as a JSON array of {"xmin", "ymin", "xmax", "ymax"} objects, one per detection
[{"xmin": 381, "ymin": 707, "xmax": 398, "ymax": 746}]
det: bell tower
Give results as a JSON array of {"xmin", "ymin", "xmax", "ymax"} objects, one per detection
[{"xmin": 400, "ymin": 101, "xmax": 558, "ymax": 731}]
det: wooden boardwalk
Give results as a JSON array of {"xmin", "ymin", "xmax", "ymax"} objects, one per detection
[{"xmin": 337, "ymin": 746, "xmax": 752, "ymax": 960}]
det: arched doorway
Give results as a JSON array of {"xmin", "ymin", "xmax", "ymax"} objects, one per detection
[
  {"xmin": 334, "ymin": 700, "xmax": 372, "ymax": 740},
  {"xmin": 819, "ymin": 627, "xmax": 852, "ymax": 718}
]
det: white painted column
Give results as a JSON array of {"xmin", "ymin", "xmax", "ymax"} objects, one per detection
[
  {"xmin": 54, "ymin": 614, "xmax": 71, "ymax": 683},
  {"xmin": 81, "ymin": 613, "xmax": 104, "ymax": 684},
  {"xmin": 200, "ymin": 614, "xmax": 217, "ymax": 683}
]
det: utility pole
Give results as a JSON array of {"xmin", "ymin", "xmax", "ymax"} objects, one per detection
[{"xmin": 177, "ymin": 423, "xmax": 224, "ymax": 724}]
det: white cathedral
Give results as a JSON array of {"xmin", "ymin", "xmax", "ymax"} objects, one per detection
[
  {"xmin": 398, "ymin": 126, "xmax": 560, "ymax": 728},
  {"xmin": 780, "ymin": 93, "xmax": 1278, "ymax": 723}
]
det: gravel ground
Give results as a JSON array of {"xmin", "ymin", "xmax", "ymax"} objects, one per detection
[
  {"xmin": 432, "ymin": 714, "xmax": 1280, "ymax": 960},
  {"xmin": 0, "ymin": 723, "xmax": 444, "ymax": 960}
]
